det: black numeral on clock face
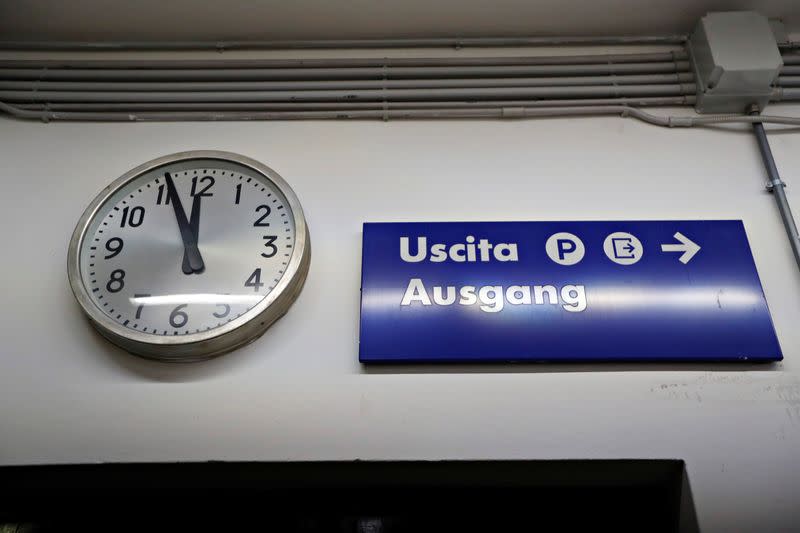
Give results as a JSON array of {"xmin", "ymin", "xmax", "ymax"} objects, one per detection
[
  {"xmin": 213, "ymin": 304, "xmax": 231, "ymax": 318},
  {"xmin": 191, "ymin": 176, "xmax": 215, "ymax": 197},
  {"xmin": 134, "ymin": 293, "xmax": 150, "ymax": 319},
  {"xmin": 156, "ymin": 184, "xmax": 171, "ymax": 205},
  {"xmin": 106, "ymin": 269, "xmax": 126, "ymax": 293},
  {"xmin": 245, "ymin": 268, "xmax": 264, "ymax": 291},
  {"xmin": 254, "ymin": 205, "xmax": 271, "ymax": 226},
  {"xmin": 235, "ymin": 183, "xmax": 243, "ymax": 204},
  {"xmin": 169, "ymin": 304, "xmax": 189, "ymax": 328},
  {"xmin": 261, "ymin": 235, "xmax": 278, "ymax": 258},
  {"xmin": 104, "ymin": 237, "xmax": 124, "ymax": 259},
  {"xmin": 120, "ymin": 206, "xmax": 145, "ymax": 227}
]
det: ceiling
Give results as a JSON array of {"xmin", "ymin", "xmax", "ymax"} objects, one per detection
[{"xmin": 1, "ymin": 0, "xmax": 798, "ymax": 43}]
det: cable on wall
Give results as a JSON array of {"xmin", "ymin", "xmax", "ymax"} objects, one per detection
[
  {"xmin": 751, "ymin": 108, "xmax": 800, "ymax": 269},
  {"xmin": 4, "ymin": 100, "xmax": 800, "ymax": 127}
]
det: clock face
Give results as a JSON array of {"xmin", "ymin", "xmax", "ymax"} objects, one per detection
[{"xmin": 68, "ymin": 152, "xmax": 310, "ymax": 361}]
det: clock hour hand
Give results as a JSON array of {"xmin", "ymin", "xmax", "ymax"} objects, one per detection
[
  {"xmin": 182, "ymin": 192, "xmax": 203, "ymax": 274},
  {"xmin": 164, "ymin": 172, "xmax": 205, "ymax": 274}
]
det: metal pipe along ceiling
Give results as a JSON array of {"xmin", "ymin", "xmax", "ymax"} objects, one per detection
[
  {"xmin": 12, "ymin": 97, "xmax": 697, "ymax": 112},
  {"xmin": 0, "ymin": 35, "xmax": 690, "ymax": 50},
  {"xmin": 0, "ymin": 73, "xmax": 697, "ymax": 91},
  {"xmin": 0, "ymin": 85, "xmax": 698, "ymax": 103},
  {"xmin": 0, "ymin": 48, "xmax": 798, "ymax": 122},
  {"xmin": 3, "ymin": 101, "xmax": 800, "ymax": 127},
  {"xmin": 0, "ymin": 51, "xmax": 689, "ymax": 69},
  {"xmin": 0, "ymin": 62, "xmax": 694, "ymax": 81}
]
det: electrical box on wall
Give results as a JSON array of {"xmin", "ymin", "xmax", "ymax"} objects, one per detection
[{"xmin": 688, "ymin": 11, "xmax": 783, "ymax": 114}]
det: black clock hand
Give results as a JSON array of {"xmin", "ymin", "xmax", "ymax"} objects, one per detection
[
  {"xmin": 182, "ymin": 192, "xmax": 204, "ymax": 274},
  {"xmin": 164, "ymin": 172, "xmax": 204, "ymax": 274}
]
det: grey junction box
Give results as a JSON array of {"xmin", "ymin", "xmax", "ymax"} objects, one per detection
[{"xmin": 688, "ymin": 11, "xmax": 783, "ymax": 114}]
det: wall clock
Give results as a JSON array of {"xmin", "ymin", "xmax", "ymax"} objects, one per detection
[{"xmin": 67, "ymin": 151, "xmax": 310, "ymax": 362}]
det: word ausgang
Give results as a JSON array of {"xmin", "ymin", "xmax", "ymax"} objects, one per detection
[{"xmin": 400, "ymin": 278, "xmax": 587, "ymax": 313}]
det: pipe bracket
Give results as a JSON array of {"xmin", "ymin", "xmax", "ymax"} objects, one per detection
[{"xmin": 766, "ymin": 179, "xmax": 787, "ymax": 192}]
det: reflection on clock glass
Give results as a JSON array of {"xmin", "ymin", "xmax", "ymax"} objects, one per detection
[{"xmin": 79, "ymin": 159, "xmax": 296, "ymax": 336}]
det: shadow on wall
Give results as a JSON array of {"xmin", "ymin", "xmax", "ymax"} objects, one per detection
[{"xmin": 363, "ymin": 361, "xmax": 783, "ymax": 374}]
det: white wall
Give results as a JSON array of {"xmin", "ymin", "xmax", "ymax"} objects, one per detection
[
  {"xmin": 1, "ymin": 109, "xmax": 800, "ymax": 530},
  {"xmin": 1, "ymin": 0, "xmax": 799, "ymax": 40}
]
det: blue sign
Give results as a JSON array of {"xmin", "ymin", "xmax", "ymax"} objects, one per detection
[{"xmin": 359, "ymin": 221, "xmax": 782, "ymax": 363}]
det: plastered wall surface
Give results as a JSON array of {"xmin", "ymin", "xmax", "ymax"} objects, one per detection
[
  {"xmin": 1, "ymin": 110, "xmax": 800, "ymax": 530},
  {"xmin": 2, "ymin": 0, "xmax": 799, "ymax": 40}
]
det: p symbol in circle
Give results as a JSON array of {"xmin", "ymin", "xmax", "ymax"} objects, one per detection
[{"xmin": 545, "ymin": 232, "xmax": 585, "ymax": 266}]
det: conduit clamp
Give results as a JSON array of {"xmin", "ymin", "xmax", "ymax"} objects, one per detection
[{"xmin": 766, "ymin": 179, "xmax": 787, "ymax": 192}]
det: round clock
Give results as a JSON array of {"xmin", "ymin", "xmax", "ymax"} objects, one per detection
[{"xmin": 67, "ymin": 151, "xmax": 310, "ymax": 362}]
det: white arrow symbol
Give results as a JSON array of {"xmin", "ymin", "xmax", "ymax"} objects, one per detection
[{"xmin": 661, "ymin": 232, "xmax": 701, "ymax": 264}]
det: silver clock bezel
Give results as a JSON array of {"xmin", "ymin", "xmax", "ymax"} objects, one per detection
[{"xmin": 67, "ymin": 150, "xmax": 311, "ymax": 362}]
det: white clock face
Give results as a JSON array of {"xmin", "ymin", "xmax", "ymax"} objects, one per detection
[{"xmin": 76, "ymin": 156, "xmax": 300, "ymax": 344}]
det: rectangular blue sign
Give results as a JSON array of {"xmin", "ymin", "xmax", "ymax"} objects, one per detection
[{"xmin": 359, "ymin": 220, "xmax": 782, "ymax": 363}]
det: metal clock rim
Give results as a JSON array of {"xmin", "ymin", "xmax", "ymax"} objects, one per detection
[{"xmin": 67, "ymin": 150, "xmax": 310, "ymax": 361}]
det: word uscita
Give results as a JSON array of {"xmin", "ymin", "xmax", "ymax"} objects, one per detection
[
  {"xmin": 400, "ymin": 236, "xmax": 518, "ymax": 263},
  {"xmin": 401, "ymin": 279, "xmax": 587, "ymax": 313}
]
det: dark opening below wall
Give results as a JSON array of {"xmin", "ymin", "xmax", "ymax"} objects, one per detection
[{"xmin": 0, "ymin": 459, "xmax": 697, "ymax": 532}]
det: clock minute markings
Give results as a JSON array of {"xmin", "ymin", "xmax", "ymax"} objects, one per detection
[{"xmin": 98, "ymin": 172, "xmax": 284, "ymax": 332}]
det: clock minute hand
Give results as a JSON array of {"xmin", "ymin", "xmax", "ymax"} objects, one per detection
[
  {"xmin": 164, "ymin": 172, "xmax": 204, "ymax": 274},
  {"xmin": 182, "ymin": 192, "xmax": 204, "ymax": 274}
]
